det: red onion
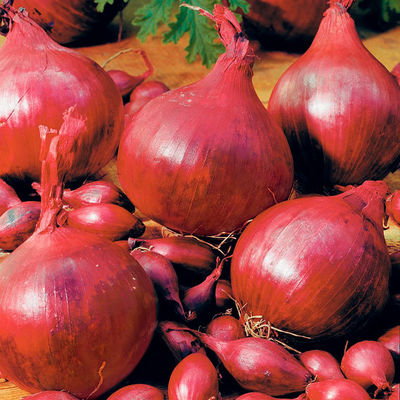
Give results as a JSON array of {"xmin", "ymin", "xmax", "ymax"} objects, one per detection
[
  {"xmin": 244, "ymin": 0, "xmax": 326, "ymax": 49},
  {"xmin": 231, "ymin": 181, "xmax": 391, "ymax": 341},
  {"xmin": 390, "ymin": 384, "xmax": 400, "ymax": 400},
  {"xmin": 129, "ymin": 237, "xmax": 216, "ymax": 275},
  {"xmin": 215, "ymin": 279, "xmax": 234, "ymax": 309},
  {"xmin": 0, "ymin": 117, "xmax": 157, "ymax": 398},
  {"xmin": 0, "ymin": 5, "xmax": 123, "ymax": 183},
  {"xmin": 0, "ymin": 201, "xmax": 41, "ymax": 250},
  {"xmin": 24, "ymin": 392, "xmax": 79, "ymax": 400},
  {"xmin": 341, "ymin": 340, "xmax": 395, "ymax": 394},
  {"xmin": 236, "ymin": 393, "xmax": 305, "ymax": 400},
  {"xmin": 268, "ymin": 0, "xmax": 400, "ymax": 192},
  {"xmin": 299, "ymin": 350, "xmax": 344, "ymax": 381},
  {"xmin": 184, "ymin": 330, "xmax": 312, "ymax": 396},
  {"xmin": 63, "ymin": 180, "xmax": 133, "ymax": 211},
  {"xmin": 107, "ymin": 384, "xmax": 164, "ymax": 400},
  {"xmin": 125, "ymin": 81, "xmax": 170, "ymax": 116},
  {"xmin": 206, "ymin": 315, "xmax": 245, "ymax": 342},
  {"xmin": 130, "ymin": 249, "xmax": 192, "ymax": 321},
  {"xmin": 387, "ymin": 190, "xmax": 400, "ymax": 225},
  {"xmin": 182, "ymin": 259, "xmax": 224, "ymax": 317},
  {"xmin": 304, "ymin": 379, "xmax": 371, "ymax": 400},
  {"xmin": 0, "ymin": 178, "xmax": 21, "ymax": 215},
  {"xmin": 158, "ymin": 321, "xmax": 206, "ymax": 362},
  {"xmin": 393, "ymin": 64, "xmax": 400, "ymax": 85},
  {"xmin": 167, "ymin": 353, "xmax": 219, "ymax": 400},
  {"xmin": 13, "ymin": 0, "xmax": 127, "ymax": 44},
  {"xmin": 104, "ymin": 49, "xmax": 154, "ymax": 99},
  {"xmin": 66, "ymin": 203, "xmax": 145, "ymax": 241},
  {"xmin": 378, "ymin": 326, "xmax": 400, "ymax": 360},
  {"xmin": 118, "ymin": 5, "xmax": 293, "ymax": 235}
]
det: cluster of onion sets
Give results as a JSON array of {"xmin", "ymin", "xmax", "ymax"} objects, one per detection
[{"xmin": 0, "ymin": 0, "xmax": 398, "ymax": 399}]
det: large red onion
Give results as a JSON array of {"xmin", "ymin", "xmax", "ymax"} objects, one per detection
[
  {"xmin": 304, "ymin": 379, "xmax": 371, "ymax": 400},
  {"xmin": 299, "ymin": 350, "xmax": 344, "ymax": 381},
  {"xmin": 118, "ymin": 5, "xmax": 293, "ymax": 235},
  {"xmin": 185, "ymin": 330, "xmax": 312, "ymax": 396},
  {"xmin": 0, "ymin": 5, "xmax": 123, "ymax": 183},
  {"xmin": 107, "ymin": 384, "xmax": 164, "ymax": 400},
  {"xmin": 13, "ymin": 0, "xmax": 127, "ymax": 44},
  {"xmin": 341, "ymin": 340, "xmax": 395, "ymax": 393},
  {"xmin": 0, "ymin": 178, "xmax": 21, "ymax": 215},
  {"xmin": 231, "ymin": 181, "xmax": 391, "ymax": 341},
  {"xmin": 390, "ymin": 384, "xmax": 400, "ymax": 400},
  {"xmin": 168, "ymin": 353, "xmax": 219, "ymax": 400},
  {"xmin": 0, "ymin": 201, "xmax": 41, "ymax": 250},
  {"xmin": 268, "ymin": 0, "xmax": 400, "ymax": 192},
  {"xmin": 0, "ymin": 118, "xmax": 157, "ymax": 398},
  {"xmin": 244, "ymin": 0, "xmax": 326, "ymax": 50},
  {"xmin": 24, "ymin": 392, "xmax": 79, "ymax": 400}
]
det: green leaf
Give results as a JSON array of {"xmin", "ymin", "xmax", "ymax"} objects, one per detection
[
  {"xmin": 132, "ymin": 0, "xmax": 176, "ymax": 42},
  {"xmin": 228, "ymin": 0, "xmax": 250, "ymax": 13},
  {"xmin": 94, "ymin": 0, "xmax": 114, "ymax": 13},
  {"xmin": 382, "ymin": 0, "xmax": 400, "ymax": 22},
  {"xmin": 163, "ymin": 1, "xmax": 224, "ymax": 68}
]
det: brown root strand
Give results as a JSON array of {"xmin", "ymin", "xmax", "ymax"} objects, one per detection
[{"xmin": 86, "ymin": 361, "xmax": 106, "ymax": 400}]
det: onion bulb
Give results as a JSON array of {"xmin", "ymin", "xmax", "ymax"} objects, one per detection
[{"xmin": 118, "ymin": 4, "xmax": 293, "ymax": 235}]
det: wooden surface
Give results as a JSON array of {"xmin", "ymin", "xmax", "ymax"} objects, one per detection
[{"xmin": 0, "ymin": 12, "xmax": 399, "ymax": 400}]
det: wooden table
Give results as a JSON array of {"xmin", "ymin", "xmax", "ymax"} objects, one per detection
[{"xmin": 0, "ymin": 12, "xmax": 399, "ymax": 400}]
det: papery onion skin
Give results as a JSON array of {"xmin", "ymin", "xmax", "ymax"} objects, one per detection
[
  {"xmin": 13, "ymin": 0, "xmax": 127, "ymax": 44},
  {"xmin": 24, "ymin": 391, "xmax": 79, "ymax": 400},
  {"xmin": 268, "ymin": 1, "xmax": 400, "ymax": 192},
  {"xmin": 206, "ymin": 315, "xmax": 245, "ymax": 342},
  {"xmin": 0, "ymin": 228, "xmax": 157, "ymax": 398},
  {"xmin": 107, "ymin": 384, "xmax": 164, "ymax": 400},
  {"xmin": 118, "ymin": 5, "xmax": 293, "ymax": 235},
  {"xmin": 63, "ymin": 180, "xmax": 134, "ymax": 211},
  {"xmin": 0, "ymin": 8, "xmax": 123, "ymax": 182},
  {"xmin": 0, "ymin": 201, "xmax": 41, "ymax": 250},
  {"xmin": 167, "ymin": 353, "xmax": 219, "ymax": 400},
  {"xmin": 231, "ymin": 181, "xmax": 390, "ymax": 340},
  {"xmin": 341, "ymin": 340, "xmax": 395, "ymax": 392},
  {"xmin": 0, "ymin": 179, "xmax": 21, "ymax": 215},
  {"xmin": 299, "ymin": 350, "xmax": 344, "ymax": 381},
  {"xmin": 158, "ymin": 321, "xmax": 206, "ymax": 362},
  {"xmin": 305, "ymin": 379, "xmax": 371, "ymax": 400},
  {"xmin": 67, "ymin": 203, "xmax": 145, "ymax": 241},
  {"xmin": 244, "ymin": 0, "xmax": 326, "ymax": 50},
  {"xmin": 191, "ymin": 331, "xmax": 312, "ymax": 396},
  {"xmin": 129, "ymin": 237, "xmax": 216, "ymax": 275}
]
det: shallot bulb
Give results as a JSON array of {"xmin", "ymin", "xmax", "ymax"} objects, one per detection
[
  {"xmin": 158, "ymin": 321, "xmax": 206, "ymax": 362},
  {"xmin": 299, "ymin": 350, "xmax": 344, "ymax": 381},
  {"xmin": 206, "ymin": 315, "xmax": 245, "ymax": 341},
  {"xmin": 167, "ymin": 353, "xmax": 220, "ymax": 400},
  {"xmin": 130, "ymin": 249, "xmax": 191, "ymax": 321},
  {"xmin": 393, "ymin": 63, "xmax": 400, "ymax": 85},
  {"xmin": 107, "ymin": 384, "xmax": 164, "ymax": 400},
  {"xmin": 0, "ymin": 116, "xmax": 157, "ymax": 398},
  {"xmin": 378, "ymin": 326, "xmax": 400, "ymax": 361},
  {"xmin": 66, "ymin": 203, "xmax": 145, "ymax": 241},
  {"xmin": 129, "ymin": 237, "xmax": 216, "ymax": 275},
  {"xmin": 236, "ymin": 393, "xmax": 305, "ymax": 400},
  {"xmin": 0, "ymin": 201, "xmax": 41, "ymax": 250},
  {"xmin": 0, "ymin": 5, "xmax": 123, "ymax": 182},
  {"xmin": 118, "ymin": 5, "xmax": 293, "ymax": 235},
  {"xmin": 186, "ymin": 330, "xmax": 312, "ymax": 396},
  {"xmin": 0, "ymin": 178, "xmax": 21, "ymax": 215},
  {"xmin": 231, "ymin": 181, "xmax": 391, "ymax": 341},
  {"xmin": 304, "ymin": 379, "xmax": 371, "ymax": 400},
  {"xmin": 63, "ymin": 180, "xmax": 133, "ymax": 211},
  {"xmin": 215, "ymin": 279, "xmax": 234, "ymax": 309},
  {"xmin": 341, "ymin": 340, "xmax": 395, "ymax": 394},
  {"xmin": 24, "ymin": 392, "xmax": 79, "ymax": 400},
  {"xmin": 268, "ymin": 0, "xmax": 400, "ymax": 192}
]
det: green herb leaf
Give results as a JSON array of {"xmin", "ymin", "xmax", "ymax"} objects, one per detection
[
  {"xmin": 228, "ymin": 0, "xmax": 250, "ymax": 13},
  {"xmin": 382, "ymin": 0, "xmax": 400, "ymax": 22},
  {"xmin": 163, "ymin": 1, "xmax": 224, "ymax": 68},
  {"xmin": 132, "ymin": 0, "xmax": 176, "ymax": 41}
]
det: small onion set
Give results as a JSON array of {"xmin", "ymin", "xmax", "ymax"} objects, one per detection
[{"xmin": 0, "ymin": 2, "xmax": 399, "ymax": 400}]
